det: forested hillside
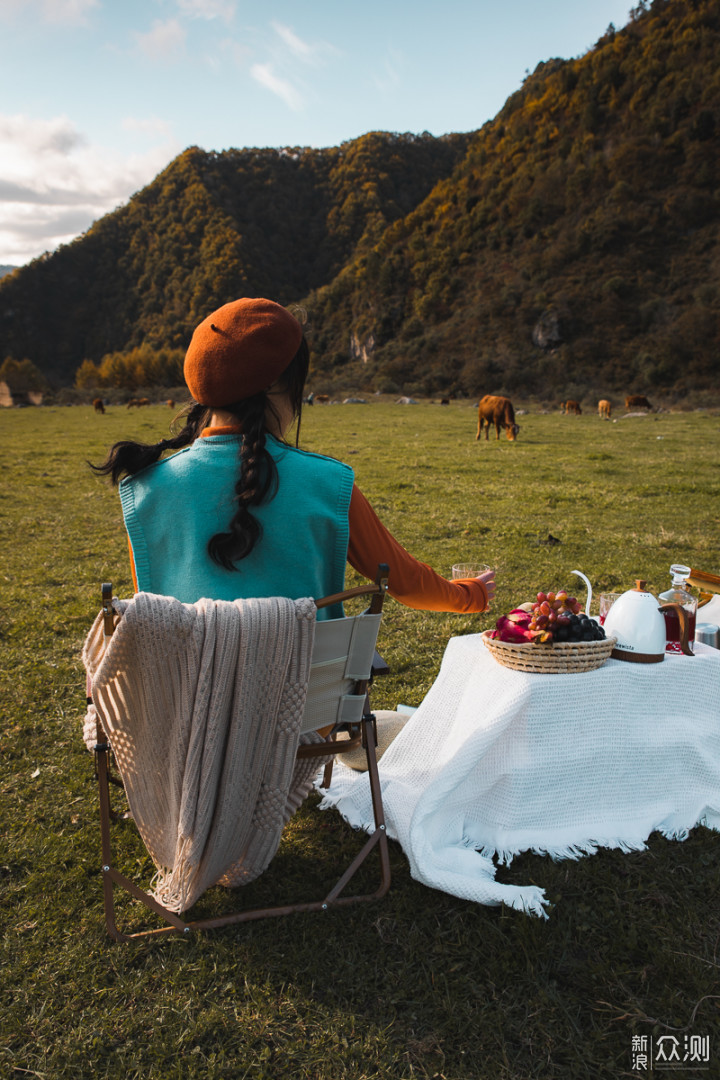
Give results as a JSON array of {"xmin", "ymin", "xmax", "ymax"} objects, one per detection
[
  {"xmin": 0, "ymin": 133, "xmax": 468, "ymax": 386},
  {"xmin": 0, "ymin": 0, "xmax": 717, "ymax": 399},
  {"xmin": 308, "ymin": 0, "xmax": 720, "ymax": 398}
]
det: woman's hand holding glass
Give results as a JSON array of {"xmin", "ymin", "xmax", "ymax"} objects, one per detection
[
  {"xmin": 451, "ymin": 563, "xmax": 496, "ymax": 609},
  {"xmin": 476, "ymin": 569, "xmax": 496, "ymax": 608}
]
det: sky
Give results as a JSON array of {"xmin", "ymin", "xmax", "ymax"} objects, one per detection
[{"xmin": 0, "ymin": 0, "xmax": 636, "ymax": 268}]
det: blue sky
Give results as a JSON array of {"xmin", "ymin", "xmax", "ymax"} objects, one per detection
[{"xmin": 0, "ymin": 0, "xmax": 635, "ymax": 266}]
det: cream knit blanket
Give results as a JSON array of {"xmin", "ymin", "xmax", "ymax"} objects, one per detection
[{"xmin": 82, "ymin": 591, "xmax": 320, "ymax": 913}]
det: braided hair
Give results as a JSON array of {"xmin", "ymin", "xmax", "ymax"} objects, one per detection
[
  {"xmin": 92, "ymin": 336, "xmax": 310, "ymax": 571},
  {"xmin": 90, "ymin": 401, "xmax": 211, "ymax": 485},
  {"xmin": 207, "ymin": 336, "xmax": 309, "ymax": 570}
]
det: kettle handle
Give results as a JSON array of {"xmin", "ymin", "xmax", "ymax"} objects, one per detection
[{"xmin": 658, "ymin": 602, "xmax": 693, "ymax": 656}]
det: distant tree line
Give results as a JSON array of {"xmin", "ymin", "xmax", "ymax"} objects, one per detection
[
  {"xmin": 0, "ymin": 356, "xmax": 46, "ymax": 392},
  {"xmin": 75, "ymin": 347, "xmax": 184, "ymax": 391}
]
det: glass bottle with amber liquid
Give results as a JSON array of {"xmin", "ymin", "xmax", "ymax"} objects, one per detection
[{"xmin": 659, "ymin": 564, "xmax": 697, "ymax": 653}]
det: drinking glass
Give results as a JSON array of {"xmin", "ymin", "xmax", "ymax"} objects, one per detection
[
  {"xmin": 598, "ymin": 592, "xmax": 622, "ymax": 625},
  {"xmin": 452, "ymin": 563, "xmax": 491, "ymax": 579}
]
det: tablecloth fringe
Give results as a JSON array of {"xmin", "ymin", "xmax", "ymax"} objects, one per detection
[{"xmin": 475, "ymin": 822, "xmax": 702, "ymax": 868}]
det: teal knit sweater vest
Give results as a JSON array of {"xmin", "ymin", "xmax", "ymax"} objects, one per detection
[{"xmin": 120, "ymin": 435, "xmax": 354, "ymax": 619}]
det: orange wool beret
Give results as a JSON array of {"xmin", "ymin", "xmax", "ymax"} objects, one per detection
[{"xmin": 184, "ymin": 298, "xmax": 304, "ymax": 406}]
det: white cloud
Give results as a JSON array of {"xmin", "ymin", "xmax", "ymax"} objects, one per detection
[
  {"xmin": 250, "ymin": 63, "xmax": 303, "ymax": 112},
  {"xmin": 270, "ymin": 20, "xmax": 338, "ymax": 65},
  {"xmin": 175, "ymin": 0, "xmax": 235, "ymax": 21},
  {"xmin": 271, "ymin": 21, "xmax": 313, "ymax": 61},
  {"xmin": 245, "ymin": 22, "xmax": 340, "ymax": 112},
  {"xmin": 135, "ymin": 18, "xmax": 187, "ymax": 62},
  {"xmin": 0, "ymin": 0, "xmax": 99, "ymax": 22},
  {"xmin": 0, "ymin": 113, "xmax": 179, "ymax": 264},
  {"xmin": 42, "ymin": 0, "xmax": 98, "ymax": 21},
  {"xmin": 121, "ymin": 116, "xmax": 175, "ymax": 139},
  {"xmin": 373, "ymin": 49, "xmax": 404, "ymax": 93},
  {"xmin": 0, "ymin": 114, "xmax": 86, "ymax": 166}
]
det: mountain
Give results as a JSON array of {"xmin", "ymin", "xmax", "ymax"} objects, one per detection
[
  {"xmin": 0, "ymin": 266, "xmax": 17, "ymax": 280},
  {"xmin": 0, "ymin": 132, "xmax": 469, "ymax": 386},
  {"xmin": 0, "ymin": 0, "xmax": 718, "ymax": 398},
  {"xmin": 307, "ymin": 0, "xmax": 720, "ymax": 398}
]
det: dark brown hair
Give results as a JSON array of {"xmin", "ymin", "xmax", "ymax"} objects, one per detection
[{"xmin": 91, "ymin": 336, "xmax": 310, "ymax": 570}]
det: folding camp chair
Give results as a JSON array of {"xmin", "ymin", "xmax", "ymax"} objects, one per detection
[{"xmin": 89, "ymin": 564, "xmax": 391, "ymax": 940}]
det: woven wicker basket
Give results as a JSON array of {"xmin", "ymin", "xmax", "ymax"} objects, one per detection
[{"xmin": 481, "ymin": 630, "xmax": 617, "ymax": 674}]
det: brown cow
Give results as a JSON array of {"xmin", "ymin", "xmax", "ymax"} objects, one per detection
[
  {"xmin": 166, "ymin": 399, "xmax": 174, "ymax": 409},
  {"xmin": 476, "ymin": 395, "xmax": 519, "ymax": 441},
  {"xmin": 563, "ymin": 400, "xmax": 582, "ymax": 415},
  {"xmin": 127, "ymin": 397, "xmax": 151, "ymax": 408},
  {"xmin": 598, "ymin": 399, "xmax": 612, "ymax": 419},
  {"xmin": 92, "ymin": 398, "xmax": 105, "ymax": 414},
  {"xmin": 314, "ymin": 394, "xmax": 330, "ymax": 404},
  {"xmin": 625, "ymin": 395, "xmax": 652, "ymax": 410}
]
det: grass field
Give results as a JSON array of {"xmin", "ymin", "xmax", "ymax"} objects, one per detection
[{"xmin": 2, "ymin": 400, "xmax": 720, "ymax": 1079}]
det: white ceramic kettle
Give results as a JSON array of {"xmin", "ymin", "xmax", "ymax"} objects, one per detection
[{"xmin": 604, "ymin": 579, "xmax": 693, "ymax": 663}]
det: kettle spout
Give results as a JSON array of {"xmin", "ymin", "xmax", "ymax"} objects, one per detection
[{"xmin": 570, "ymin": 570, "xmax": 593, "ymax": 616}]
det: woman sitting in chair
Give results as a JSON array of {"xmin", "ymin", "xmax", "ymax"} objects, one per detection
[{"xmin": 93, "ymin": 297, "xmax": 495, "ymax": 618}]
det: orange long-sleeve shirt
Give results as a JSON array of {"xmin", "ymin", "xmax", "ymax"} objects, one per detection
[
  {"xmin": 346, "ymin": 484, "xmax": 487, "ymax": 612},
  {"xmin": 127, "ymin": 429, "xmax": 489, "ymax": 614}
]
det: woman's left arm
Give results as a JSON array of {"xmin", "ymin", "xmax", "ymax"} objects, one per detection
[{"xmin": 347, "ymin": 484, "xmax": 491, "ymax": 613}]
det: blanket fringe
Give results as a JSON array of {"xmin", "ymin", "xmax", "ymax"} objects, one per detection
[
  {"xmin": 150, "ymin": 836, "xmax": 197, "ymax": 913},
  {"xmin": 511, "ymin": 889, "xmax": 551, "ymax": 920},
  {"xmin": 476, "ymin": 834, "xmax": 655, "ymax": 866}
]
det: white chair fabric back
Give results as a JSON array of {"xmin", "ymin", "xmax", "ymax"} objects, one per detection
[{"xmin": 301, "ymin": 612, "xmax": 382, "ymax": 734}]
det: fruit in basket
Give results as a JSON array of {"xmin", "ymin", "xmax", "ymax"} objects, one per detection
[
  {"xmin": 553, "ymin": 612, "xmax": 606, "ymax": 643},
  {"xmin": 492, "ymin": 608, "xmax": 553, "ymax": 644},
  {"xmin": 529, "ymin": 590, "xmax": 580, "ymax": 632},
  {"xmin": 492, "ymin": 590, "xmax": 607, "ymax": 644}
]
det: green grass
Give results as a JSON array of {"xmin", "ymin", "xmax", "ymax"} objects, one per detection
[{"xmin": 2, "ymin": 401, "xmax": 720, "ymax": 1079}]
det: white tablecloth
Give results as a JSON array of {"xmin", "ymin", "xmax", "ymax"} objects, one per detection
[{"xmin": 318, "ymin": 635, "xmax": 720, "ymax": 917}]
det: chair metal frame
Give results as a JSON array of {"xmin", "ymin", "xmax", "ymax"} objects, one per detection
[{"xmin": 90, "ymin": 565, "xmax": 391, "ymax": 940}]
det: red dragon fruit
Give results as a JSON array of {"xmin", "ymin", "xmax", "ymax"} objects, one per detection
[{"xmin": 491, "ymin": 609, "xmax": 552, "ymax": 644}]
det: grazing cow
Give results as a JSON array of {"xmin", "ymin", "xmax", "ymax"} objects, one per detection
[
  {"xmin": 127, "ymin": 397, "xmax": 151, "ymax": 409},
  {"xmin": 563, "ymin": 400, "xmax": 582, "ymax": 415},
  {"xmin": 625, "ymin": 395, "xmax": 652, "ymax": 410},
  {"xmin": 314, "ymin": 394, "xmax": 330, "ymax": 404},
  {"xmin": 598, "ymin": 400, "xmax": 612, "ymax": 419},
  {"xmin": 440, "ymin": 398, "xmax": 450, "ymax": 406},
  {"xmin": 93, "ymin": 398, "xmax": 105, "ymax": 414},
  {"xmin": 166, "ymin": 399, "xmax": 174, "ymax": 409},
  {"xmin": 476, "ymin": 395, "xmax": 519, "ymax": 441}
]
